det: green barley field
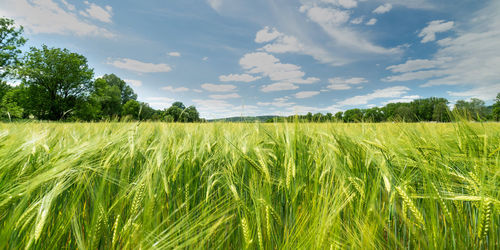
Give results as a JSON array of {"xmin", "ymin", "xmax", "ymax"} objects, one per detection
[{"xmin": 0, "ymin": 122, "xmax": 499, "ymax": 249}]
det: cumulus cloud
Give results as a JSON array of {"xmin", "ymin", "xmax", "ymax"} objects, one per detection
[
  {"xmin": 124, "ymin": 79, "xmax": 142, "ymax": 87},
  {"xmin": 306, "ymin": 0, "xmax": 358, "ymax": 9},
  {"xmin": 192, "ymin": 99, "xmax": 260, "ymax": 119},
  {"xmin": 258, "ymin": 97, "xmax": 296, "ymax": 107},
  {"xmin": 201, "ymin": 83, "xmax": 237, "ymax": 92},
  {"xmin": 0, "ymin": 0, "xmax": 114, "ymax": 38},
  {"xmin": 240, "ymin": 52, "xmax": 319, "ymax": 85},
  {"xmin": 418, "ymin": 20, "xmax": 454, "ymax": 43},
  {"xmin": 144, "ymin": 97, "xmax": 175, "ymax": 110},
  {"xmin": 255, "ymin": 27, "xmax": 339, "ymax": 65},
  {"xmin": 294, "ymin": 91, "xmax": 320, "ymax": 99},
  {"xmin": 161, "ymin": 86, "xmax": 190, "ymax": 92},
  {"xmin": 209, "ymin": 93, "xmax": 241, "ymax": 99},
  {"xmin": 219, "ymin": 74, "xmax": 261, "ymax": 82},
  {"xmin": 384, "ymin": 1, "xmax": 500, "ymax": 100},
  {"xmin": 366, "ymin": 18, "xmax": 377, "ymax": 26},
  {"xmin": 350, "ymin": 17, "xmax": 364, "ymax": 24},
  {"xmin": 107, "ymin": 58, "xmax": 172, "ymax": 73},
  {"xmin": 300, "ymin": 5, "xmax": 399, "ymax": 54},
  {"xmin": 255, "ymin": 26, "xmax": 283, "ymax": 43},
  {"xmin": 447, "ymin": 84, "xmax": 500, "ymax": 101},
  {"xmin": 383, "ymin": 95, "xmax": 421, "ymax": 105},
  {"xmin": 80, "ymin": 2, "xmax": 113, "ymax": 23},
  {"xmin": 338, "ymin": 86, "xmax": 410, "ymax": 106},
  {"xmin": 327, "ymin": 77, "xmax": 368, "ymax": 90},
  {"xmin": 373, "ymin": 4, "xmax": 392, "ymax": 14},
  {"xmin": 261, "ymin": 82, "xmax": 299, "ymax": 92}
]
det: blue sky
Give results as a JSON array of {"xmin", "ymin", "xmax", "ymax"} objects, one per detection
[{"xmin": 1, "ymin": 0, "xmax": 499, "ymax": 118}]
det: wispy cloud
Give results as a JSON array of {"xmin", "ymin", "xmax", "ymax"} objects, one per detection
[{"xmin": 108, "ymin": 58, "xmax": 172, "ymax": 73}]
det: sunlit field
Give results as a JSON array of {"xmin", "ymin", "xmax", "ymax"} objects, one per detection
[{"xmin": 0, "ymin": 122, "xmax": 499, "ymax": 249}]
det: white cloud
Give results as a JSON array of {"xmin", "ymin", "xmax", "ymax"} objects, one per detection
[
  {"xmin": 383, "ymin": 95, "xmax": 421, "ymax": 105},
  {"xmin": 447, "ymin": 84, "xmax": 500, "ymax": 101},
  {"xmin": 202, "ymin": 57, "xmax": 209, "ymax": 61},
  {"xmin": 316, "ymin": 0, "xmax": 358, "ymax": 9},
  {"xmin": 255, "ymin": 26, "xmax": 283, "ymax": 43},
  {"xmin": 338, "ymin": 86, "xmax": 410, "ymax": 106},
  {"xmin": 294, "ymin": 91, "xmax": 320, "ymax": 99},
  {"xmin": 240, "ymin": 52, "xmax": 319, "ymax": 85},
  {"xmin": 261, "ymin": 82, "xmax": 299, "ymax": 92},
  {"xmin": 300, "ymin": 5, "xmax": 399, "ymax": 54},
  {"xmin": 305, "ymin": 6, "xmax": 350, "ymax": 26},
  {"xmin": 168, "ymin": 52, "xmax": 181, "ymax": 57},
  {"xmin": 219, "ymin": 74, "xmax": 261, "ymax": 82},
  {"xmin": 144, "ymin": 97, "xmax": 175, "ymax": 110},
  {"xmin": 207, "ymin": 0, "xmax": 223, "ymax": 12},
  {"xmin": 201, "ymin": 83, "xmax": 237, "ymax": 92},
  {"xmin": 161, "ymin": 86, "xmax": 190, "ymax": 92},
  {"xmin": 209, "ymin": 93, "xmax": 241, "ymax": 99},
  {"xmin": 385, "ymin": 57, "xmax": 452, "ymax": 73},
  {"xmin": 327, "ymin": 77, "xmax": 368, "ymax": 90},
  {"xmin": 80, "ymin": 2, "xmax": 113, "ymax": 23},
  {"xmin": 257, "ymin": 27, "xmax": 339, "ymax": 65},
  {"xmin": 107, "ymin": 58, "xmax": 172, "ymax": 73},
  {"xmin": 373, "ymin": 4, "xmax": 392, "ymax": 14},
  {"xmin": 0, "ymin": 0, "xmax": 114, "ymax": 38},
  {"xmin": 384, "ymin": 1, "xmax": 500, "ymax": 101},
  {"xmin": 418, "ymin": 20, "xmax": 454, "ymax": 43},
  {"xmin": 61, "ymin": 0, "xmax": 75, "ymax": 11},
  {"xmin": 192, "ymin": 99, "xmax": 260, "ymax": 119},
  {"xmin": 350, "ymin": 16, "xmax": 364, "ymax": 24},
  {"xmin": 124, "ymin": 79, "xmax": 142, "ymax": 87},
  {"xmin": 258, "ymin": 97, "xmax": 296, "ymax": 107},
  {"xmin": 366, "ymin": 18, "xmax": 377, "ymax": 26}
]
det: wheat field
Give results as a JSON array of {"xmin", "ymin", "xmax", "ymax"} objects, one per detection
[{"xmin": 0, "ymin": 122, "xmax": 499, "ymax": 249}]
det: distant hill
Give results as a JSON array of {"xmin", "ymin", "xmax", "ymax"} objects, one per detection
[{"xmin": 208, "ymin": 115, "xmax": 282, "ymax": 122}]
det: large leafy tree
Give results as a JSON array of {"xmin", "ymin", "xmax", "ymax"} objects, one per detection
[
  {"xmin": 454, "ymin": 98, "xmax": 489, "ymax": 121},
  {"xmin": 19, "ymin": 45, "xmax": 94, "ymax": 120},
  {"xmin": 0, "ymin": 18, "xmax": 27, "ymax": 80},
  {"xmin": 101, "ymin": 74, "xmax": 137, "ymax": 105}
]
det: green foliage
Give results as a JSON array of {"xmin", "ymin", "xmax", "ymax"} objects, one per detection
[
  {"xmin": 100, "ymin": 74, "xmax": 137, "ymax": 105},
  {"xmin": 19, "ymin": 45, "xmax": 94, "ymax": 120},
  {"xmin": 454, "ymin": 98, "xmax": 489, "ymax": 121},
  {"xmin": 492, "ymin": 93, "xmax": 500, "ymax": 121},
  {"xmin": 0, "ymin": 122, "xmax": 498, "ymax": 248},
  {"xmin": 0, "ymin": 87, "xmax": 24, "ymax": 120},
  {"xmin": 164, "ymin": 102, "xmax": 200, "ymax": 122},
  {"xmin": 121, "ymin": 99, "xmax": 141, "ymax": 119},
  {"xmin": 0, "ymin": 18, "xmax": 27, "ymax": 80}
]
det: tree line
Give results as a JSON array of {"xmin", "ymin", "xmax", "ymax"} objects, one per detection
[
  {"xmin": 0, "ymin": 17, "xmax": 201, "ymax": 122},
  {"xmin": 268, "ymin": 96, "xmax": 500, "ymax": 123}
]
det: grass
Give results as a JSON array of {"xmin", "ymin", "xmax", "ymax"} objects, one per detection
[{"xmin": 0, "ymin": 121, "xmax": 499, "ymax": 249}]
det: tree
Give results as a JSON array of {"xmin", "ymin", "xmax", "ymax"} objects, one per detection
[
  {"xmin": 364, "ymin": 107, "xmax": 384, "ymax": 122},
  {"xmin": 19, "ymin": 45, "xmax": 94, "ymax": 120},
  {"xmin": 122, "ymin": 99, "xmax": 141, "ymax": 119},
  {"xmin": 334, "ymin": 112, "xmax": 343, "ymax": 122},
  {"xmin": 101, "ymin": 74, "xmax": 137, "ymax": 105},
  {"xmin": 454, "ymin": 98, "xmax": 488, "ymax": 121},
  {"xmin": 492, "ymin": 93, "xmax": 500, "ymax": 121},
  {"xmin": 0, "ymin": 88, "xmax": 24, "ymax": 121},
  {"xmin": 184, "ymin": 106, "xmax": 200, "ymax": 122},
  {"xmin": 432, "ymin": 102, "xmax": 450, "ymax": 122},
  {"xmin": 0, "ymin": 18, "xmax": 27, "ymax": 80},
  {"xmin": 343, "ymin": 109, "xmax": 363, "ymax": 122}
]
